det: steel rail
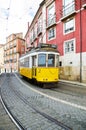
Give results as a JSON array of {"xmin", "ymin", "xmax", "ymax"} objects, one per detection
[
  {"xmin": 9, "ymin": 75, "xmax": 72, "ymax": 130},
  {"xmin": 0, "ymin": 75, "xmax": 26, "ymax": 130}
]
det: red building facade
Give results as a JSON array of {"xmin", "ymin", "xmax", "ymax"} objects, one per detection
[{"xmin": 25, "ymin": 0, "xmax": 86, "ymax": 83}]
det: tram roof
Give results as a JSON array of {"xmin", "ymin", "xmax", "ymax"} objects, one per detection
[{"xmin": 20, "ymin": 43, "xmax": 59, "ymax": 58}]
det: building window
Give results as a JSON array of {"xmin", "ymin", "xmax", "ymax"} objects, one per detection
[
  {"xmin": 64, "ymin": 18, "xmax": 75, "ymax": 34},
  {"xmin": 33, "ymin": 23, "xmax": 37, "ymax": 39},
  {"xmin": 63, "ymin": 0, "xmax": 75, "ymax": 17},
  {"xmin": 47, "ymin": 2, "xmax": 55, "ymax": 27},
  {"xmin": 37, "ymin": 15, "xmax": 42, "ymax": 34},
  {"xmin": 14, "ymin": 40, "xmax": 16, "ymax": 46},
  {"xmin": 64, "ymin": 39, "xmax": 75, "ymax": 54},
  {"xmin": 14, "ymin": 48, "xmax": 16, "ymax": 53},
  {"xmin": 48, "ymin": 27, "xmax": 55, "ymax": 40},
  {"xmin": 63, "ymin": 0, "xmax": 74, "ymax": 8},
  {"xmin": 39, "ymin": 35, "xmax": 42, "ymax": 43}
]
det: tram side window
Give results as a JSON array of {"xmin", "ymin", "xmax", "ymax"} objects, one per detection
[
  {"xmin": 20, "ymin": 59, "xmax": 24, "ymax": 67},
  {"xmin": 48, "ymin": 54, "xmax": 55, "ymax": 67},
  {"xmin": 20, "ymin": 57, "xmax": 29, "ymax": 67},
  {"xmin": 24, "ymin": 57, "xmax": 29, "ymax": 67},
  {"xmin": 32, "ymin": 56, "xmax": 37, "ymax": 67},
  {"xmin": 38, "ymin": 54, "xmax": 46, "ymax": 67}
]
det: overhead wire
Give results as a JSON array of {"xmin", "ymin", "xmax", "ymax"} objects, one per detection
[
  {"xmin": 0, "ymin": 0, "xmax": 42, "ymax": 43},
  {"xmin": 0, "ymin": 0, "xmax": 12, "ymax": 43},
  {"xmin": 6, "ymin": 0, "xmax": 12, "ymax": 32}
]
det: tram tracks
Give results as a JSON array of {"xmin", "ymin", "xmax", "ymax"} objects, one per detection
[
  {"xmin": 14, "ymin": 73, "xmax": 86, "ymax": 129},
  {"xmin": 1, "ymin": 73, "xmax": 86, "ymax": 130},
  {"xmin": 19, "ymin": 72, "xmax": 86, "ymax": 96},
  {"xmin": 26, "ymin": 84, "xmax": 86, "ymax": 111},
  {"xmin": 0, "ymin": 94, "xmax": 25, "ymax": 130},
  {"xmin": 20, "ymin": 74, "xmax": 86, "ymax": 99},
  {"xmin": 7, "ymin": 73, "xmax": 72, "ymax": 130},
  {"xmin": 18, "ymin": 73, "xmax": 86, "ymax": 111},
  {"xmin": 0, "ymin": 74, "xmax": 25, "ymax": 130},
  {"xmin": 9, "ymin": 84, "xmax": 72, "ymax": 130}
]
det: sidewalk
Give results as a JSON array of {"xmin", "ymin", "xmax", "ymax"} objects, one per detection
[{"xmin": 59, "ymin": 79, "xmax": 86, "ymax": 88}]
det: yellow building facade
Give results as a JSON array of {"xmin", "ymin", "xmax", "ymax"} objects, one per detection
[{"xmin": 0, "ymin": 45, "xmax": 4, "ymax": 73}]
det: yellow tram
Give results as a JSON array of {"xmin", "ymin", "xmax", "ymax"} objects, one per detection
[{"xmin": 19, "ymin": 43, "xmax": 59, "ymax": 86}]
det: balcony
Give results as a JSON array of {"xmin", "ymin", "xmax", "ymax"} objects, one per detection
[
  {"xmin": 46, "ymin": 15, "xmax": 56, "ymax": 29},
  {"xmin": 82, "ymin": 0, "xmax": 86, "ymax": 9},
  {"xmin": 61, "ymin": 1, "xmax": 76, "ymax": 21}
]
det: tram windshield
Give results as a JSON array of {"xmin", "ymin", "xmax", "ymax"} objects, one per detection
[
  {"xmin": 38, "ymin": 53, "xmax": 59, "ymax": 67},
  {"xmin": 38, "ymin": 54, "xmax": 59, "ymax": 67},
  {"xmin": 38, "ymin": 54, "xmax": 46, "ymax": 66},
  {"xmin": 48, "ymin": 54, "xmax": 55, "ymax": 67}
]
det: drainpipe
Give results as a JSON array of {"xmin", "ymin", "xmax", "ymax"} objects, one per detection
[{"xmin": 80, "ymin": 0, "xmax": 82, "ymax": 82}]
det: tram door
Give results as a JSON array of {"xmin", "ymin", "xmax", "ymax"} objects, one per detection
[{"xmin": 32, "ymin": 56, "xmax": 37, "ymax": 78}]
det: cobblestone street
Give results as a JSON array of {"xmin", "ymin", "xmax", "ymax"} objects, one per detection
[
  {"xmin": 1, "ymin": 0, "xmax": 86, "ymax": 130},
  {"xmin": 0, "ymin": 74, "xmax": 18, "ymax": 130},
  {"xmin": 0, "ymin": 73, "xmax": 86, "ymax": 130},
  {"xmin": 0, "ymin": 98, "xmax": 18, "ymax": 130}
]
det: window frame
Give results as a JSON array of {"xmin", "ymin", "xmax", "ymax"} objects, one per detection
[
  {"xmin": 63, "ymin": 17, "xmax": 75, "ymax": 35},
  {"xmin": 63, "ymin": 0, "xmax": 75, "ymax": 17},
  {"xmin": 48, "ymin": 27, "xmax": 56, "ymax": 40},
  {"xmin": 38, "ymin": 53, "xmax": 46, "ymax": 67},
  {"xmin": 64, "ymin": 39, "xmax": 75, "ymax": 54},
  {"xmin": 47, "ymin": 2, "xmax": 55, "ymax": 26},
  {"xmin": 48, "ymin": 54, "xmax": 55, "ymax": 67}
]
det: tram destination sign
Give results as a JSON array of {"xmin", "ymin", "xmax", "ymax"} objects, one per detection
[{"xmin": 38, "ymin": 43, "xmax": 57, "ymax": 49}]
